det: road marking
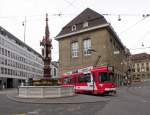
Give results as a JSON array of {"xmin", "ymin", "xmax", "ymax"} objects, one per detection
[
  {"xmin": 15, "ymin": 113, "xmax": 26, "ymax": 115},
  {"xmin": 28, "ymin": 111, "xmax": 38, "ymax": 114},
  {"xmin": 142, "ymin": 100, "xmax": 147, "ymax": 103},
  {"xmin": 27, "ymin": 108, "xmax": 40, "ymax": 115},
  {"xmin": 142, "ymin": 100, "xmax": 150, "ymax": 104}
]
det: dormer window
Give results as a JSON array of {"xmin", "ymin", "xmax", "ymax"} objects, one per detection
[
  {"xmin": 83, "ymin": 21, "xmax": 88, "ymax": 28},
  {"xmin": 72, "ymin": 25, "xmax": 76, "ymax": 31}
]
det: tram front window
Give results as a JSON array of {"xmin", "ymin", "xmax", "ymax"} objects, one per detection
[{"xmin": 99, "ymin": 72, "xmax": 112, "ymax": 82}]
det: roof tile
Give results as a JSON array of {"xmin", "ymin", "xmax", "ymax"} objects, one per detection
[{"xmin": 56, "ymin": 8, "xmax": 107, "ymax": 37}]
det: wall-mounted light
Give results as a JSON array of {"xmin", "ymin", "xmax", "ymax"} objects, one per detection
[
  {"xmin": 142, "ymin": 42, "xmax": 144, "ymax": 47},
  {"xmin": 118, "ymin": 15, "xmax": 121, "ymax": 21}
]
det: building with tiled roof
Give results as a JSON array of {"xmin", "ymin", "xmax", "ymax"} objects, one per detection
[
  {"xmin": 56, "ymin": 8, "xmax": 108, "ymax": 37},
  {"xmin": 55, "ymin": 8, "xmax": 130, "ymax": 86},
  {"xmin": 131, "ymin": 53, "xmax": 150, "ymax": 82}
]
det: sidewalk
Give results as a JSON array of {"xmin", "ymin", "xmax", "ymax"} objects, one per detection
[
  {"xmin": 7, "ymin": 93, "xmax": 110, "ymax": 104},
  {"xmin": 0, "ymin": 88, "xmax": 18, "ymax": 94}
]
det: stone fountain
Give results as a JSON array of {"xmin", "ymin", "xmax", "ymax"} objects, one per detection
[{"xmin": 18, "ymin": 14, "xmax": 74, "ymax": 98}]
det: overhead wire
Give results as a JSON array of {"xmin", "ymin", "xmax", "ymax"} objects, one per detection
[
  {"xmin": 119, "ymin": 18, "xmax": 146, "ymax": 35},
  {"xmin": 0, "ymin": 12, "xmax": 150, "ymax": 20},
  {"xmin": 1, "ymin": 10, "xmax": 150, "ymax": 45},
  {"xmin": 130, "ymin": 47, "xmax": 150, "ymax": 50}
]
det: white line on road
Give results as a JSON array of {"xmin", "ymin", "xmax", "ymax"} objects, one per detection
[
  {"xmin": 27, "ymin": 108, "xmax": 41, "ymax": 115},
  {"xmin": 142, "ymin": 100, "xmax": 150, "ymax": 104}
]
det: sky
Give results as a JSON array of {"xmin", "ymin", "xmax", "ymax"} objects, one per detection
[{"xmin": 0, "ymin": 0, "xmax": 150, "ymax": 61}]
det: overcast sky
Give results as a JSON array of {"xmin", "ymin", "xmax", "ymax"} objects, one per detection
[{"xmin": 0, "ymin": 0, "xmax": 150, "ymax": 61}]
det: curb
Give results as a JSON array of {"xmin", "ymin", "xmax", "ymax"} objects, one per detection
[{"xmin": 7, "ymin": 93, "xmax": 110, "ymax": 104}]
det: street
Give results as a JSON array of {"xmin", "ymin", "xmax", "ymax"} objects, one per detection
[{"xmin": 0, "ymin": 81, "xmax": 150, "ymax": 115}]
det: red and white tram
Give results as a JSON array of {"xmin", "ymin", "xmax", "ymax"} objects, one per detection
[{"xmin": 61, "ymin": 66, "xmax": 117, "ymax": 95}]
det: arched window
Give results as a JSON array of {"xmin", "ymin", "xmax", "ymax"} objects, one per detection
[{"xmin": 71, "ymin": 25, "xmax": 76, "ymax": 31}]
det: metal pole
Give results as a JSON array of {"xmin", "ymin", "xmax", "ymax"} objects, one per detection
[{"xmin": 23, "ymin": 16, "xmax": 26, "ymax": 43}]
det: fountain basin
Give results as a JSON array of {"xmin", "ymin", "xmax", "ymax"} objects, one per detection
[{"xmin": 18, "ymin": 86, "xmax": 74, "ymax": 98}]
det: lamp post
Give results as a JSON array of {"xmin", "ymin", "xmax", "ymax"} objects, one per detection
[
  {"xmin": 22, "ymin": 16, "xmax": 26, "ymax": 43},
  {"xmin": 87, "ymin": 49, "xmax": 101, "ymax": 67}
]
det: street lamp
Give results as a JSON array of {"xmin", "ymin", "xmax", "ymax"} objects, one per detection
[
  {"xmin": 87, "ymin": 49, "xmax": 96, "ymax": 53},
  {"xmin": 87, "ymin": 49, "xmax": 101, "ymax": 67}
]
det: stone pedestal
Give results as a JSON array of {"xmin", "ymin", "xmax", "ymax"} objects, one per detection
[{"xmin": 18, "ymin": 86, "xmax": 74, "ymax": 98}]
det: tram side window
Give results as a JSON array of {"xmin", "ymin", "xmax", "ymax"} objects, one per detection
[
  {"xmin": 109, "ymin": 73, "xmax": 113, "ymax": 81},
  {"xmin": 78, "ymin": 73, "xmax": 91, "ymax": 83},
  {"xmin": 64, "ymin": 77, "xmax": 72, "ymax": 84},
  {"xmin": 99, "ymin": 72, "xmax": 112, "ymax": 82}
]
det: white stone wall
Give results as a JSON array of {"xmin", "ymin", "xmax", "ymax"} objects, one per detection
[{"xmin": 18, "ymin": 86, "xmax": 74, "ymax": 98}]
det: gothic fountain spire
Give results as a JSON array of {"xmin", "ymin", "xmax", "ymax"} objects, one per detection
[
  {"xmin": 45, "ymin": 13, "xmax": 49, "ymax": 40},
  {"xmin": 40, "ymin": 13, "xmax": 52, "ymax": 79}
]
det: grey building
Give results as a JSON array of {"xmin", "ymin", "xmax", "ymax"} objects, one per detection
[{"xmin": 0, "ymin": 26, "xmax": 43, "ymax": 89}]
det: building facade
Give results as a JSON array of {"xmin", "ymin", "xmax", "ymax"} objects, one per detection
[
  {"xmin": 55, "ymin": 8, "xmax": 129, "ymax": 86},
  {"xmin": 0, "ymin": 26, "xmax": 43, "ymax": 89},
  {"xmin": 131, "ymin": 53, "xmax": 150, "ymax": 82}
]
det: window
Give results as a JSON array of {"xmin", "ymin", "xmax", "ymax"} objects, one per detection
[
  {"xmin": 5, "ymin": 49, "xmax": 7, "ymax": 56},
  {"xmin": 83, "ymin": 39, "xmax": 91, "ymax": 56},
  {"xmin": 8, "ymin": 51, "xmax": 10, "ymax": 57},
  {"xmin": 64, "ymin": 77, "xmax": 73, "ymax": 84},
  {"xmin": 78, "ymin": 73, "xmax": 91, "ymax": 83},
  {"xmin": 5, "ymin": 59, "xmax": 7, "ymax": 65},
  {"xmin": 2, "ymin": 39, "xmax": 4, "ymax": 45},
  {"xmin": 72, "ymin": 25, "xmax": 76, "ymax": 31},
  {"xmin": 99, "ymin": 72, "xmax": 112, "ymax": 82},
  {"xmin": 71, "ymin": 42, "xmax": 79, "ymax": 58},
  {"xmin": 146, "ymin": 67, "xmax": 149, "ymax": 71},
  {"xmin": 1, "ymin": 67, "xmax": 4, "ymax": 74},
  {"xmin": 146, "ymin": 63, "xmax": 149, "ymax": 71},
  {"xmin": 83, "ymin": 21, "xmax": 88, "ymax": 28},
  {"xmin": 53, "ymin": 68, "xmax": 57, "ymax": 76},
  {"xmin": 2, "ymin": 48, "xmax": 4, "ymax": 55}
]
